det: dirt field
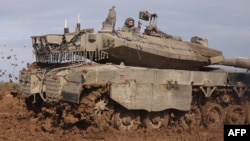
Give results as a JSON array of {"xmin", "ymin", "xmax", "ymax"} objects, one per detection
[{"xmin": 0, "ymin": 82, "xmax": 225, "ymax": 141}]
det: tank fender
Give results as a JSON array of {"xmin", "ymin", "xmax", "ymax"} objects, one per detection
[
  {"xmin": 61, "ymin": 82, "xmax": 82, "ymax": 103},
  {"xmin": 110, "ymin": 80, "xmax": 192, "ymax": 112},
  {"xmin": 60, "ymin": 71, "xmax": 84, "ymax": 103}
]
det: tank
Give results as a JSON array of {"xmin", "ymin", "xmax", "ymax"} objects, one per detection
[{"xmin": 19, "ymin": 6, "xmax": 250, "ymax": 132}]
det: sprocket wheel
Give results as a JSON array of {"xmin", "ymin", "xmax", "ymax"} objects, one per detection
[
  {"xmin": 94, "ymin": 99, "xmax": 108, "ymax": 116},
  {"xmin": 93, "ymin": 98, "xmax": 114, "ymax": 129},
  {"xmin": 79, "ymin": 86, "xmax": 114, "ymax": 129}
]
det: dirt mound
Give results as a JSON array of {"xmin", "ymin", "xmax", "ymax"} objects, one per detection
[{"xmin": 0, "ymin": 83, "xmax": 224, "ymax": 141}]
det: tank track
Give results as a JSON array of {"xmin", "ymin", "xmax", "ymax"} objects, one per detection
[{"xmin": 24, "ymin": 82, "xmax": 250, "ymax": 133}]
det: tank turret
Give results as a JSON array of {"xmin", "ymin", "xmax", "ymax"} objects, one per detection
[{"xmin": 31, "ymin": 9, "xmax": 226, "ymax": 70}]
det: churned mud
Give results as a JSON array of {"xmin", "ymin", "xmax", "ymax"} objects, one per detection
[{"xmin": 0, "ymin": 83, "xmax": 226, "ymax": 141}]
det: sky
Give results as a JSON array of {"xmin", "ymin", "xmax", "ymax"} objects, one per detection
[{"xmin": 0, "ymin": 0, "xmax": 250, "ymax": 82}]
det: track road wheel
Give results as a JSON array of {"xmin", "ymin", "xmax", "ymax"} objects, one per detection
[
  {"xmin": 225, "ymin": 105, "xmax": 246, "ymax": 125},
  {"xmin": 179, "ymin": 105, "xmax": 202, "ymax": 131},
  {"xmin": 202, "ymin": 103, "xmax": 225, "ymax": 129},
  {"xmin": 144, "ymin": 111, "xmax": 169, "ymax": 129},
  {"xmin": 114, "ymin": 108, "xmax": 140, "ymax": 131},
  {"xmin": 245, "ymin": 103, "xmax": 250, "ymax": 124}
]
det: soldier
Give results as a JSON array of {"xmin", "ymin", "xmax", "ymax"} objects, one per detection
[
  {"xmin": 121, "ymin": 18, "xmax": 142, "ymax": 33},
  {"xmin": 121, "ymin": 17, "xmax": 135, "ymax": 32}
]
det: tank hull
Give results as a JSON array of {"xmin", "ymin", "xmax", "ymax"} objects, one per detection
[{"xmin": 19, "ymin": 63, "xmax": 250, "ymax": 131}]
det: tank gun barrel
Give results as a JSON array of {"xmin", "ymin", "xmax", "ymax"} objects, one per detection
[{"xmin": 221, "ymin": 57, "xmax": 250, "ymax": 70}]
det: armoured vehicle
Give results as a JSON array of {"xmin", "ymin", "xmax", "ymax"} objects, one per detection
[{"xmin": 19, "ymin": 7, "xmax": 250, "ymax": 132}]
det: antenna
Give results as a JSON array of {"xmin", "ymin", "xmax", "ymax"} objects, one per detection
[
  {"xmin": 75, "ymin": 13, "xmax": 81, "ymax": 32},
  {"xmin": 64, "ymin": 19, "xmax": 69, "ymax": 33},
  {"xmin": 78, "ymin": 13, "xmax": 80, "ymax": 23}
]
